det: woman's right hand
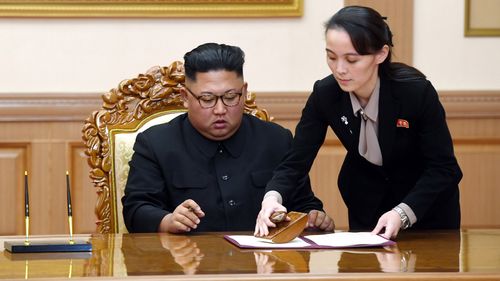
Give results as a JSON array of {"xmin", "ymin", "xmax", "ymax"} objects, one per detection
[{"xmin": 254, "ymin": 196, "xmax": 287, "ymax": 237}]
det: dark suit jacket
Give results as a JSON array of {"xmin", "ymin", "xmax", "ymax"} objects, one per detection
[
  {"xmin": 266, "ymin": 75, "xmax": 462, "ymax": 230},
  {"xmin": 122, "ymin": 114, "xmax": 323, "ymax": 232}
]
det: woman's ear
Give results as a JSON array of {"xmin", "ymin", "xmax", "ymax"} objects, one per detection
[{"xmin": 376, "ymin": 45, "xmax": 390, "ymax": 64}]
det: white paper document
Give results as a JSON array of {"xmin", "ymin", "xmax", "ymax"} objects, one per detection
[
  {"xmin": 225, "ymin": 232, "xmax": 394, "ymax": 249},
  {"xmin": 304, "ymin": 232, "xmax": 391, "ymax": 247},
  {"xmin": 226, "ymin": 235, "xmax": 311, "ymax": 248}
]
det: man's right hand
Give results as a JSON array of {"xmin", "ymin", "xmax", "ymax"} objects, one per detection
[
  {"xmin": 158, "ymin": 199, "xmax": 205, "ymax": 233},
  {"xmin": 254, "ymin": 195, "xmax": 287, "ymax": 237}
]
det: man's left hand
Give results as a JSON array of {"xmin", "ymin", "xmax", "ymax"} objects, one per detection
[{"xmin": 307, "ymin": 210, "xmax": 335, "ymax": 232}]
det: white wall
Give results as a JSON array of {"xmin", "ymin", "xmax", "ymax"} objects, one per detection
[
  {"xmin": 0, "ymin": 0, "xmax": 340, "ymax": 94},
  {"xmin": 413, "ymin": 0, "xmax": 500, "ymax": 90},
  {"xmin": 1, "ymin": 0, "xmax": 499, "ymax": 93}
]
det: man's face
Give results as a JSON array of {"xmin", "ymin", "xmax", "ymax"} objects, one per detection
[{"xmin": 182, "ymin": 70, "xmax": 247, "ymax": 141}]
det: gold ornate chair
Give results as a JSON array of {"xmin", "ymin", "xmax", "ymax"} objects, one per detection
[{"xmin": 82, "ymin": 61, "xmax": 271, "ymax": 234}]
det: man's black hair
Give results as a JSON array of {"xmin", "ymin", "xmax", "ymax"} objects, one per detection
[{"xmin": 184, "ymin": 43, "xmax": 245, "ymax": 81}]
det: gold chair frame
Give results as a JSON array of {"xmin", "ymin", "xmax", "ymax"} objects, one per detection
[{"xmin": 82, "ymin": 61, "xmax": 270, "ymax": 233}]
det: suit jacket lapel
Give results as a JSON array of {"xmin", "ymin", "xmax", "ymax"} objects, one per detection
[
  {"xmin": 332, "ymin": 92, "xmax": 360, "ymax": 151},
  {"xmin": 378, "ymin": 79, "xmax": 399, "ymax": 167}
]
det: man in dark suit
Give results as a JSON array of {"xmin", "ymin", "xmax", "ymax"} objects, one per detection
[{"xmin": 122, "ymin": 43, "xmax": 334, "ymax": 233}]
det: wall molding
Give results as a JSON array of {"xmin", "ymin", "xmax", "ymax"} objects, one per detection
[
  {"xmin": 438, "ymin": 91, "xmax": 500, "ymax": 118},
  {"xmin": 0, "ymin": 93, "xmax": 101, "ymax": 122},
  {"xmin": 0, "ymin": 91, "xmax": 499, "ymax": 122}
]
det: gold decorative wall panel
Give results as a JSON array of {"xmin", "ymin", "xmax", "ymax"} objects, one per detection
[{"xmin": 0, "ymin": 0, "xmax": 303, "ymax": 18}]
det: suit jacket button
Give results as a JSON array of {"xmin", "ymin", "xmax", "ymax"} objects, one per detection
[
  {"xmin": 221, "ymin": 175, "xmax": 229, "ymax": 181},
  {"xmin": 228, "ymin": 200, "xmax": 236, "ymax": 206}
]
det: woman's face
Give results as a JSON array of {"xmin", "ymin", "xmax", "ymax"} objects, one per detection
[{"xmin": 325, "ymin": 28, "xmax": 388, "ymax": 98}]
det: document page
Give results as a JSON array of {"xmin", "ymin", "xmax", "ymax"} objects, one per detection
[
  {"xmin": 304, "ymin": 232, "xmax": 390, "ymax": 247},
  {"xmin": 224, "ymin": 232, "xmax": 394, "ymax": 249},
  {"xmin": 226, "ymin": 235, "xmax": 311, "ymax": 248}
]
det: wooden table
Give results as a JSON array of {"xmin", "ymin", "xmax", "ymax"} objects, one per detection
[{"xmin": 1, "ymin": 229, "xmax": 500, "ymax": 280}]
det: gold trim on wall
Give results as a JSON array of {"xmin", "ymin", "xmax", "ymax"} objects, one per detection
[
  {"xmin": 0, "ymin": 0, "xmax": 303, "ymax": 18},
  {"xmin": 465, "ymin": 0, "xmax": 500, "ymax": 36}
]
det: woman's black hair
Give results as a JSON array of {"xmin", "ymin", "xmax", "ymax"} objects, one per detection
[{"xmin": 325, "ymin": 6, "xmax": 425, "ymax": 81}]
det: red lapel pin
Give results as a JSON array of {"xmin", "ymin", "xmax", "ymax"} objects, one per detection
[{"xmin": 396, "ymin": 119, "xmax": 409, "ymax": 128}]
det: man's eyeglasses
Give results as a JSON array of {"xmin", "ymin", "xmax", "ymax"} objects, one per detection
[{"xmin": 184, "ymin": 86, "xmax": 244, "ymax": 109}]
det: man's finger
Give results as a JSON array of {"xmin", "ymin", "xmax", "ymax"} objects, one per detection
[
  {"xmin": 319, "ymin": 215, "xmax": 333, "ymax": 230},
  {"xmin": 183, "ymin": 200, "xmax": 205, "ymax": 217},
  {"xmin": 307, "ymin": 210, "xmax": 318, "ymax": 227},
  {"xmin": 175, "ymin": 212, "xmax": 199, "ymax": 229}
]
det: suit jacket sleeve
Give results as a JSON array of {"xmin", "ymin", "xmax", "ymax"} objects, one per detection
[
  {"xmin": 266, "ymin": 80, "xmax": 329, "ymax": 204},
  {"xmin": 279, "ymin": 128, "xmax": 325, "ymax": 213},
  {"xmin": 122, "ymin": 132, "xmax": 170, "ymax": 233}
]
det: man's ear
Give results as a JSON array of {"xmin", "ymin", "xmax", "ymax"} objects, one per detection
[
  {"xmin": 376, "ymin": 45, "xmax": 390, "ymax": 64},
  {"xmin": 180, "ymin": 87, "xmax": 189, "ymax": 108},
  {"xmin": 242, "ymin": 82, "xmax": 249, "ymax": 99}
]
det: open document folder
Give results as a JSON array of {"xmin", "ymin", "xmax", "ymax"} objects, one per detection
[{"xmin": 225, "ymin": 232, "xmax": 395, "ymax": 249}]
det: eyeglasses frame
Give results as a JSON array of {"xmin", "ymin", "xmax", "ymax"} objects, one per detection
[{"xmin": 184, "ymin": 85, "xmax": 245, "ymax": 109}]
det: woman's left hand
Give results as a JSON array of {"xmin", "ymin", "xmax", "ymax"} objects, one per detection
[{"xmin": 371, "ymin": 210, "xmax": 402, "ymax": 239}]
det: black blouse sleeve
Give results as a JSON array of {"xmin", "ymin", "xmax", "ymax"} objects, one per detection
[{"xmin": 266, "ymin": 80, "xmax": 330, "ymax": 203}]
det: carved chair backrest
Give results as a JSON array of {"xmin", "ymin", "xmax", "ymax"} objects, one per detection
[{"xmin": 82, "ymin": 61, "xmax": 271, "ymax": 233}]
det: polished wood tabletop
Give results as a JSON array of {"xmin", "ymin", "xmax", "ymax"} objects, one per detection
[{"xmin": 1, "ymin": 229, "xmax": 500, "ymax": 280}]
